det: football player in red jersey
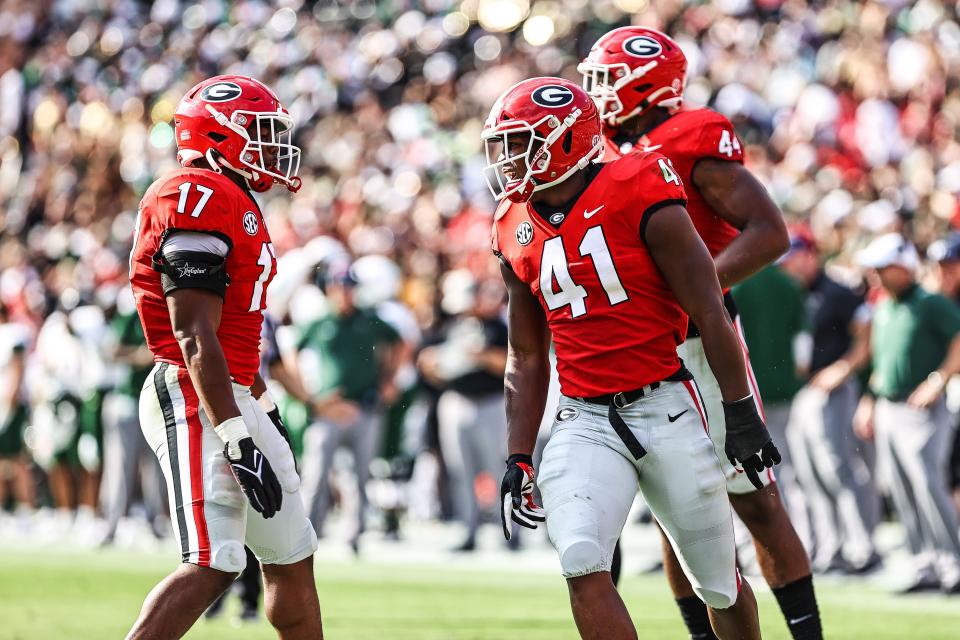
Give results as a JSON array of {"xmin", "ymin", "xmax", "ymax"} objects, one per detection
[
  {"xmin": 127, "ymin": 76, "xmax": 323, "ymax": 639},
  {"xmin": 581, "ymin": 27, "xmax": 821, "ymax": 640},
  {"xmin": 486, "ymin": 77, "xmax": 780, "ymax": 640}
]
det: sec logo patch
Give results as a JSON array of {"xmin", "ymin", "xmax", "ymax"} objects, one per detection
[
  {"xmin": 516, "ymin": 221, "xmax": 534, "ymax": 245},
  {"xmin": 556, "ymin": 407, "xmax": 580, "ymax": 422},
  {"xmin": 243, "ymin": 211, "xmax": 259, "ymax": 236}
]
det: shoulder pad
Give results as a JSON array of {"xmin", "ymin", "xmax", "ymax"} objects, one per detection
[
  {"xmin": 493, "ymin": 198, "xmax": 514, "ymax": 222},
  {"xmin": 606, "ymin": 152, "xmax": 659, "ymax": 183},
  {"xmin": 157, "ymin": 167, "xmax": 247, "ymax": 198},
  {"xmin": 601, "ymin": 138, "xmax": 622, "ymax": 162},
  {"xmin": 674, "ymin": 107, "xmax": 733, "ymax": 129}
]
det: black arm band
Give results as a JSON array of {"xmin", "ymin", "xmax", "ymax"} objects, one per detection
[{"xmin": 151, "ymin": 249, "xmax": 229, "ymax": 298}]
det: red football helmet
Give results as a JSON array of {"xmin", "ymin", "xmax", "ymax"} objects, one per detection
[
  {"xmin": 482, "ymin": 77, "xmax": 603, "ymax": 203},
  {"xmin": 578, "ymin": 27, "xmax": 687, "ymax": 127},
  {"xmin": 175, "ymin": 75, "xmax": 302, "ymax": 193}
]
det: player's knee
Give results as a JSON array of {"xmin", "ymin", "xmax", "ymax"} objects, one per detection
[
  {"xmin": 559, "ymin": 539, "xmax": 608, "ymax": 578},
  {"xmin": 209, "ymin": 540, "xmax": 247, "ymax": 573},
  {"xmin": 697, "ymin": 584, "xmax": 738, "ymax": 610}
]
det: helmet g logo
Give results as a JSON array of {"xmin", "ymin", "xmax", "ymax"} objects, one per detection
[
  {"xmin": 201, "ymin": 82, "xmax": 243, "ymax": 102},
  {"xmin": 531, "ymin": 85, "xmax": 575, "ymax": 108},
  {"xmin": 516, "ymin": 221, "xmax": 534, "ymax": 245},
  {"xmin": 623, "ymin": 36, "xmax": 663, "ymax": 58}
]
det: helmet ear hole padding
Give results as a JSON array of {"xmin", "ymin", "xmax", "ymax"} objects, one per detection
[{"xmin": 562, "ymin": 131, "xmax": 573, "ymax": 154}]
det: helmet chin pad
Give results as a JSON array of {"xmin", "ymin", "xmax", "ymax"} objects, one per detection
[
  {"xmin": 505, "ymin": 179, "xmax": 535, "ymax": 203},
  {"xmin": 247, "ymin": 173, "xmax": 273, "ymax": 192}
]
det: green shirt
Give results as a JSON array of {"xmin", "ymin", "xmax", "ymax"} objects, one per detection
[
  {"xmin": 297, "ymin": 309, "xmax": 400, "ymax": 405},
  {"xmin": 869, "ymin": 285, "xmax": 960, "ymax": 400},
  {"xmin": 112, "ymin": 312, "xmax": 152, "ymax": 398},
  {"xmin": 732, "ymin": 265, "xmax": 807, "ymax": 403}
]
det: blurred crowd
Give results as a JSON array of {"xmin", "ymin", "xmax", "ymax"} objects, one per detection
[{"xmin": 3, "ymin": 0, "xmax": 960, "ymax": 599}]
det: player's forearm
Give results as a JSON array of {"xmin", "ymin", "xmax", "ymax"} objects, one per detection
[
  {"xmin": 695, "ymin": 307, "xmax": 752, "ymax": 402},
  {"xmin": 833, "ymin": 325, "xmax": 871, "ymax": 379},
  {"xmin": 176, "ymin": 326, "xmax": 242, "ymax": 425},
  {"xmin": 504, "ymin": 348, "xmax": 549, "ymax": 457},
  {"xmin": 714, "ymin": 223, "xmax": 788, "ymax": 289},
  {"xmin": 250, "ymin": 372, "xmax": 268, "ymax": 401},
  {"xmin": 693, "ymin": 160, "xmax": 788, "ymax": 288},
  {"xmin": 378, "ymin": 343, "xmax": 402, "ymax": 386}
]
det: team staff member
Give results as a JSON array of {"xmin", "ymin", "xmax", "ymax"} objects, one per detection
[
  {"xmin": 487, "ymin": 77, "xmax": 778, "ymax": 640},
  {"xmin": 419, "ymin": 271, "xmax": 509, "ymax": 552},
  {"xmin": 296, "ymin": 266, "xmax": 402, "ymax": 553},
  {"xmin": 581, "ymin": 27, "xmax": 819, "ymax": 640},
  {"xmin": 99, "ymin": 287, "xmax": 166, "ymax": 545},
  {"xmin": 128, "ymin": 75, "xmax": 322, "ymax": 639},
  {"xmin": 779, "ymin": 230, "xmax": 879, "ymax": 574},
  {"xmin": 855, "ymin": 233, "xmax": 960, "ymax": 594}
]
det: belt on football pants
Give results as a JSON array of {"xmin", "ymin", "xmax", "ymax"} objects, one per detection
[
  {"xmin": 576, "ymin": 384, "xmax": 659, "ymax": 461},
  {"xmin": 577, "ymin": 382, "xmax": 660, "ymax": 409}
]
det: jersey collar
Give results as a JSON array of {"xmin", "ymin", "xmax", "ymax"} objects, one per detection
[{"xmin": 526, "ymin": 163, "xmax": 606, "ymax": 232}]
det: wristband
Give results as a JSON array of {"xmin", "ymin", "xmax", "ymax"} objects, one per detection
[{"xmin": 214, "ymin": 416, "xmax": 251, "ymax": 446}]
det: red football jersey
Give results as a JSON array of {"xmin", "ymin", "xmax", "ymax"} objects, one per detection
[
  {"xmin": 130, "ymin": 167, "xmax": 277, "ymax": 386},
  {"xmin": 492, "ymin": 152, "xmax": 688, "ymax": 397},
  {"xmin": 608, "ymin": 108, "xmax": 743, "ymax": 258}
]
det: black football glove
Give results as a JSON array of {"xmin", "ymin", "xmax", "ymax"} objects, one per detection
[
  {"xmin": 224, "ymin": 436, "xmax": 283, "ymax": 518},
  {"xmin": 723, "ymin": 396, "xmax": 781, "ymax": 491},
  {"xmin": 500, "ymin": 453, "xmax": 545, "ymax": 541}
]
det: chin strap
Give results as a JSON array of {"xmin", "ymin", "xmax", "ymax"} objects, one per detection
[{"xmin": 211, "ymin": 151, "xmax": 275, "ymax": 192}]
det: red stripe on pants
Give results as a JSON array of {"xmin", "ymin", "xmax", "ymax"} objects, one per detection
[
  {"xmin": 681, "ymin": 380, "xmax": 709, "ymax": 434},
  {"xmin": 733, "ymin": 319, "xmax": 767, "ymax": 422},
  {"xmin": 177, "ymin": 368, "xmax": 211, "ymax": 567}
]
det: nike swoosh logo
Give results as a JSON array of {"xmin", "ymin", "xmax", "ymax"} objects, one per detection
[
  {"xmin": 584, "ymin": 205, "xmax": 604, "ymax": 219},
  {"xmin": 234, "ymin": 451, "xmax": 263, "ymax": 481},
  {"xmin": 667, "ymin": 410, "xmax": 688, "ymax": 423},
  {"xmin": 788, "ymin": 614, "xmax": 813, "ymax": 626},
  {"xmin": 642, "ymin": 144, "xmax": 662, "ymax": 152}
]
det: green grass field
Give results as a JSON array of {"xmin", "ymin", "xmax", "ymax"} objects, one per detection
[{"xmin": 1, "ymin": 549, "xmax": 958, "ymax": 639}]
